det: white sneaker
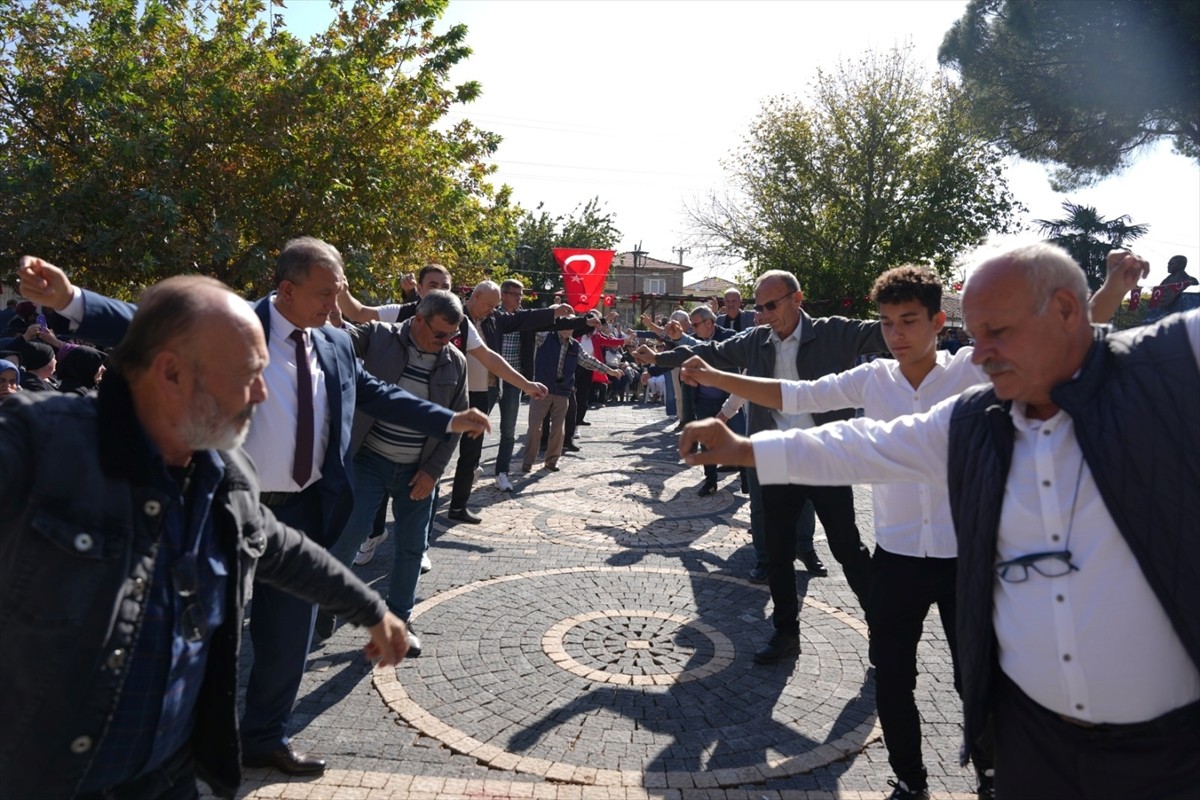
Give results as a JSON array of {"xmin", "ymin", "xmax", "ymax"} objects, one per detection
[
  {"xmin": 353, "ymin": 530, "xmax": 389, "ymax": 566},
  {"xmin": 420, "ymin": 553, "xmax": 432, "ymax": 573},
  {"xmin": 474, "ymin": 466, "xmax": 484, "ymax": 482},
  {"xmin": 495, "ymin": 472, "xmax": 513, "ymax": 492}
]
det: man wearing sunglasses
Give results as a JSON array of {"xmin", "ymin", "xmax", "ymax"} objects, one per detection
[
  {"xmin": 635, "ymin": 269, "xmax": 886, "ymax": 662},
  {"xmin": 323, "ymin": 291, "xmax": 470, "ymax": 659},
  {"xmin": 679, "ymin": 245, "xmax": 1199, "ymax": 800}
]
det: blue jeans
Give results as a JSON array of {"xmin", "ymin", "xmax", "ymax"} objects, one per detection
[
  {"xmin": 330, "ymin": 450, "xmax": 435, "ymax": 621},
  {"xmin": 495, "ymin": 381, "xmax": 522, "ymax": 475}
]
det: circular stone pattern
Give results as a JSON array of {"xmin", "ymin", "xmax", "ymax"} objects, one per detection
[
  {"xmin": 374, "ymin": 566, "xmax": 880, "ymax": 787},
  {"xmin": 544, "ymin": 609, "xmax": 734, "ymax": 685}
]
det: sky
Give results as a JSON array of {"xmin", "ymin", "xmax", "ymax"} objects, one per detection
[{"xmin": 284, "ymin": 0, "xmax": 1200, "ymax": 288}]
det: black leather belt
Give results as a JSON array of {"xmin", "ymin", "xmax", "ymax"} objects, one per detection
[{"xmin": 260, "ymin": 486, "xmax": 314, "ymax": 507}]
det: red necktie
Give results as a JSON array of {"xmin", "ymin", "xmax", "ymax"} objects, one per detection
[{"xmin": 290, "ymin": 329, "xmax": 314, "ymax": 487}]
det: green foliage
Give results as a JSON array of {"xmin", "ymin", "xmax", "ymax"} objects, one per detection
[
  {"xmin": 939, "ymin": 0, "xmax": 1200, "ymax": 190},
  {"xmin": 690, "ymin": 47, "xmax": 1020, "ymax": 316},
  {"xmin": 0, "ymin": 0, "xmax": 514, "ymax": 298},
  {"xmin": 1034, "ymin": 201, "xmax": 1148, "ymax": 290},
  {"xmin": 510, "ymin": 197, "xmax": 621, "ymax": 304}
]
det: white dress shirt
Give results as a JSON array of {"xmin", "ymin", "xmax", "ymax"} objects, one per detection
[
  {"xmin": 777, "ymin": 347, "xmax": 987, "ymax": 557},
  {"xmin": 241, "ymin": 301, "xmax": 330, "ymax": 492},
  {"xmin": 769, "ymin": 326, "xmax": 816, "ymax": 432},
  {"xmin": 752, "ymin": 311, "xmax": 1200, "ymax": 723}
]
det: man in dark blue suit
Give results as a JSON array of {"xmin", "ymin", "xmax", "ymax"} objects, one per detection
[{"xmin": 18, "ymin": 240, "xmax": 490, "ymax": 776}]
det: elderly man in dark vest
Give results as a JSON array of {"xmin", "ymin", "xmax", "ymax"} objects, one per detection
[{"xmin": 678, "ymin": 244, "xmax": 1199, "ymax": 800}]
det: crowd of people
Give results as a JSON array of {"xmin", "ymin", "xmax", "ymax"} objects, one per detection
[{"xmin": 1, "ymin": 238, "xmax": 1197, "ymax": 800}]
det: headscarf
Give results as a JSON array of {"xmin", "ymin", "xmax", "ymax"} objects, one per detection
[{"xmin": 56, "ymin": 345, "xmax": 106, "ymax": 394}]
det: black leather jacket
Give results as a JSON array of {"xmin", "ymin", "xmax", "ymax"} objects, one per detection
[{"xmin": 0, "ymin": 375, "xmax": 389, "ymax": 798}]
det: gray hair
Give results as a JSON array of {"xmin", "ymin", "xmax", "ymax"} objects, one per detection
[
  {"xmin": 500, "ymin": 279, "xmax": 523, "ymax": 293},
  {"xmin": 967, "ymin": 242, "xmax": 1089, "ymax": 315},
  {"xmin": 670, "ymin": 309, "xmax": 690, "ymax": 324},
  {"xmin": 470, "ymin": 280, "xmax": 500, "ymax": 298},
  {"xmin": 416, "ymin": 290, "xmax": 464, "ymax": 326},
  {"xmin": 690, "ymin": 304, "xmax": 716, "ymax": 323},
  {"xmin": 754, "ymin": 269, "xmax": 800, "ymax": 294},
  {"xmin": 275, "ymin": 236, "xmax": 344, "ymax": 287}
]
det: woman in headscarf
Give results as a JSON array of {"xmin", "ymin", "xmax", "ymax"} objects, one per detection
[{"xmin": 55, "ymin": 345, "xmax": 106, "ymax": 395}]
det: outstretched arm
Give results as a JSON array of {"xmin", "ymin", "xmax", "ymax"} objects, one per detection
[
  {"xmin": 1089, "ymin": 249, "xmax": 1149, "ymax": 324},
  {"xmin": 338, "ymin": 287, "xmax": 382, "ymax": 323},
  {"xmin": 470, "ymin": 343, "xmax": 548, "ymax": 399},
  {"xmin": 679, "ymin": 356, "xmax": 783, "ymax": 410}
]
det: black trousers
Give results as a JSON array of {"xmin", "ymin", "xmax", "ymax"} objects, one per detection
[
  {"xmin": 761, "ymin": 483, "xmax": 872, "ymax": 633},
  {"xmin": 994, "ymin": 673, "xmax": 1200, "ymax": 800},
  {"xmin": 449, "ymin": 390, "xmax": 492, "ymax": 509},
  {"xmin": 574, "ymin": 367, "xmax": 593, "ymax": 423},
  {"xmin": 867, "ymin": 547, "xmax": 989, "ymax": 789}
]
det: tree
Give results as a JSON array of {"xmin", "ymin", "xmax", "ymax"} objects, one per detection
[
  {"xmin": 689, "ymin": 48, "xmax": 1020, "ymax": 315},
  {"xmin": 1035, "ymin": 201, "xmax": 1148, "ymax": 290},
  {"xmin": 0, "ymin": 0, "xmax": 514, "ymax": 299},
  {"xmin": 511, "ymin": 197, "xmax": 621, "ymax": 304},
  {"xmin": 939, "ymin": 0, "xmax": 1200, "ymax": 189}
]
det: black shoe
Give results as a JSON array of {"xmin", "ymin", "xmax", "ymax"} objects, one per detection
[
  {"xmin": 886, "ymin": 779, "xmax": 930, "ymax": 800},
  {"xmin": 242, "ymin": 744, "xmax": 326, "ymax": 776},
  {"xmin": 797, "ymin": 549, "xmax": 828, "ymax": 577},
  {"xmin": 562, "ymin": 442, "xmax": 581, "ymax": 452},
  {"xmin": 404, "ymin": 624, "xmax": 422, "ymax": 658},
  {"xmin": 698, "ymin": 481, "xmax": 718, "ymax": 497},
  {"xmin": 748, "ymin": 564, "xmax": 768, "ymax": 584},
  {"xmin": 753, "ymin": 631, "xmax": 801, "ymax": 664},
  {"xmin": 578, "ymin": 420, "xmax": 592, "ymax": 425},
  {"xmin": 716, "ymin": 465, "xmax": 739, "ymax": 472},
  {"xmin": 314, "ymin": 611, "xmax": 335, "ymax": 641},
  {"xmin": 447, "ymin": 507, "xmax": 482, "ymax": 524}
]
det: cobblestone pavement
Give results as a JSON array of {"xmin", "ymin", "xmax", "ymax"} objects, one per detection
[{"xmin": 218, "ymin": 401, "xmax": 981, "ymax": 800}]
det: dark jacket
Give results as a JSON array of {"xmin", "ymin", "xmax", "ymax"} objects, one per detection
[
  {"xmin": 0, "ymin": 377, "xmax": 390, "ymax": 799},
  {"xmin": 947, "ymin": 314, "xmax": 1200, "ymax": 761},
  {"xmin": 346, "ymin": 320, "xmax": 468, "ymax": 477},
  {"xmin": 654, "ymin": 312, "xmax": 885, "ymax": 432},
  {"xmin": 716, "ymin": 309, "xmax": 753, "ymax": 333}
]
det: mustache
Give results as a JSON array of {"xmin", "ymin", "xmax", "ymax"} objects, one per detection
[{"xmin": 981, "ymin": 360, "xmax": 1013, "ymax": 376}]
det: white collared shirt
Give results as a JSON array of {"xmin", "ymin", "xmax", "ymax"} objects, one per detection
[
  {"xmin": 241, "ymin": 301, "xmax": 330, "ymax": 492},
  {"xmin": 752, "ymin": 311, "xmax": 1200, "ymax": 723},
  {"xmin": 777, "ymin": 347, "xmax": 987, "ymax": 557},
  {"xmin": 769, "ymin": 325, "xmax": 816, "ymax": 432}
]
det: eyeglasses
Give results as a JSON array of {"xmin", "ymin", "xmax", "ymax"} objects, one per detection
[
  {"xmin": 172, "ymin": 553, "xmax": 208, "ymax": 643},
  {"xmin": 502, "ymin": 289, "xmax": 523, "ymax": 296},
  {"xmin": 754, "ymin": 291, "xmax": 794, "ymax": 313},
  {"xmin": 994, "ymin": 550, "xmax": 1080, "ymax": 583}
]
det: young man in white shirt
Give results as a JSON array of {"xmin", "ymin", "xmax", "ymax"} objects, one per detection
[{"xmin": 682, "ymin": 266, "xmax": 992, "ymax": 800}]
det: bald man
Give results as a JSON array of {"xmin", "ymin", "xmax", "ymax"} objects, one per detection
[
  {"xmin": 680, "ymin": 244, "xmax": 1200, "ymax": 800},
  {"xmin": 0, "ymin": 275, "xmax": 409, "ymax": 800}
]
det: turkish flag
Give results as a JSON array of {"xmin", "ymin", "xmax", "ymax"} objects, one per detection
[
  {"xmin": 552, "ymin": 248, "xmax": 615, "ymax": 312},
  {"xmin": 1127, "ymin": 289, "xmax": 1140, "ymax": 311}
]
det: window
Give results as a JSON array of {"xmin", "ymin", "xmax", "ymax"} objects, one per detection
[{"xmin": 643, "ymin": 278, "xmax": 666, "ymax": 295}]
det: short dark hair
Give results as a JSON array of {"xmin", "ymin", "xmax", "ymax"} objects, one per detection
[
  {"xmin": 418, "ymin": 263, "xmax": 450, "ymax": 285},
  {"xmin": 108, "ymin": 276, "xmax": 233, "ymax": 376},
  {"xmin": 871, "ymin": 266, "xmax": 942, "ymax": 318},
  {"xmin": 274, "ymin": 236, "xmax": 344, "ymax": 287},
  {"xmin": 500, "ymin": 279, "xmax": 523, "ymax": 294}
]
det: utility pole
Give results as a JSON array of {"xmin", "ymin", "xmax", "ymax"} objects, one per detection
[{"xmin": 672, "ymin": 246, "xmax": 690, "ymax": 265}]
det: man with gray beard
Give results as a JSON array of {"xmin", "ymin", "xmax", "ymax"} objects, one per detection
[{"xmin": 0, "ymin": 275, "xmax": 411, "ymax": 800}]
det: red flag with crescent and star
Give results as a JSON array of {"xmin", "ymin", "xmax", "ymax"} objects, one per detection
[{"xmin": 552, "ymin": 248, "xmax": 615, "ymax": 312}]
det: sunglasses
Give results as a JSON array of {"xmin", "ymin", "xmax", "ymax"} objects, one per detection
[{"xmin": 754, "ymin": 291, "xmax": 794, "ymax": 313}]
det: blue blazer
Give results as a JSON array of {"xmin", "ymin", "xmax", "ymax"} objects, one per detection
[{"xmin": 74, "ymin": 290, "xmax": 454, "ymax": 545}]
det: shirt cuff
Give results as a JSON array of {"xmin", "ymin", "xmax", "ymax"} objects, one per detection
[
  {"xmin": 60, "ymin": 286, "xmax": 85, "ymax": 329},
  {"xmin": 751, "ymin": 430, "xmax": 792, "ymax": 485}
]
